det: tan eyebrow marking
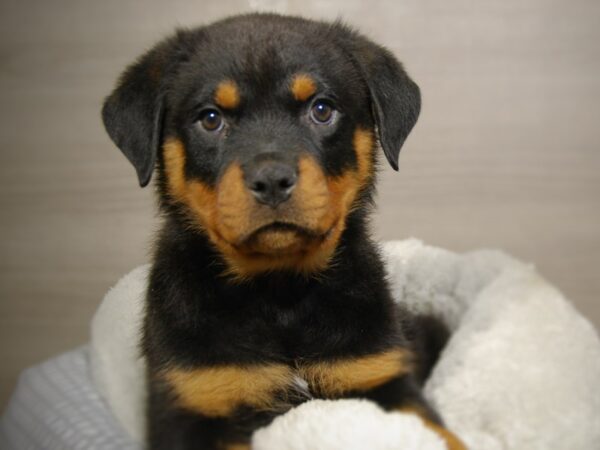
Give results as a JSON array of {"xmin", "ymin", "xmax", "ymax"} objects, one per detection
[
  {"xmin": 290, "ymin": 73, "xmax": 317, "ymax": 102},
  {"xmin": 214, "ymin": 80, "xmax": 240, "ymax": 109}
]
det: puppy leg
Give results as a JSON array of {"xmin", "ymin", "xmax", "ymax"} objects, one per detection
[
  {"xmin": 146, "ymin": 366, "xmax": 294, "ymax": 450},
  {"xmin": 146, "ymin": 408, "xmax": 226, "ymax": 450},
  {"xmin": 146, "ymin": 401, "xmax": 259, "ymax": 450},
  {"xmin": 145, "ymin": 382, "xmax": 225, "ymax": 449}
]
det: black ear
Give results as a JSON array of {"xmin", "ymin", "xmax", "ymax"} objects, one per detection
[
  {"xmin": 102, "ymin": 34, "xmax": 185, "ymax": 187},
  {"xmin": 345, "ymin": 34, "xmax": 421, "ymax": 170}
]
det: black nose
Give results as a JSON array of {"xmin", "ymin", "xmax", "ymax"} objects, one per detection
[{"xmin": 245, "ymin": 161, "xmax": 298, "ymax": 208}]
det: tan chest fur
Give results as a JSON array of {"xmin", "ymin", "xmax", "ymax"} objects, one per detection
[{"xmin": 164, "ymin": 348, "xmax": 411, "ymax": 418}]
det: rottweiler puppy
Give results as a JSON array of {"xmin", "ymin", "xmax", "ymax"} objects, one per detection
[{"xmin": 102, "ymin": 13, "xmax": 466, "ymax": 450}]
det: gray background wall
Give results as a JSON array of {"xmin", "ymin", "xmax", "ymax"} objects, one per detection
[{"xmin": 1, "ymin": 0, "xmax": 599, "ymax": 409}]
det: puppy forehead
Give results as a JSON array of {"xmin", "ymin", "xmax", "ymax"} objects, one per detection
[
  {"xmin": 175, "ymin": 20, "xmax": 360, "ymax": 104},
  {"xmin": 211, "ymin": 73, "xmax": 318, "ymax": 109}
]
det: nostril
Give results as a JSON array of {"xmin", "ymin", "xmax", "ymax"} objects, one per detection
[
  {"xmin": 252, "ymin": 181, "xmax": 267, "ymax": 193},
  {"xmin": 278, "ymin": 176, "xmax": 295, "ymax": 190}
]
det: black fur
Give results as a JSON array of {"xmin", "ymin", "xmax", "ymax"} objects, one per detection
[{"xmin": 103, "ymin": 13, "xmax": 450, "ymax": 450}]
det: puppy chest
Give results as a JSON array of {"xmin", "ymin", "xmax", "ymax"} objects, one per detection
[{"xmin": 163, "ymin": 347, "xmax": 411, "ymax": 418}]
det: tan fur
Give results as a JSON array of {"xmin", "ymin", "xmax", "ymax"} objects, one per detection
[
  {"xmin": 163, "ymin": 138, "xmax": 220, "ymax": 239},
  {"xmin": 215, "ymin": 160, "xmax": 331, "ymax": 276},
  {"xmin": 162, "ymin": 140, "xmax": 330, "ymax": 277},
  {"xmin": 215, "ymin": 163, "xmax": 255, "ymax": 243},
  {"xmin": 164, "ymin": 364, "xmax": 295, "ymax": 417},
  {"xmin": 293, "ymin": 156, "xmax": 333, "ymax": 231},
  {"xmin": 290, "ymin": 73, "xmax": 317, "ymax": 101},
  {"xmin": 398, "ymin": 406, "xmax": 468, "ymax": 450},
  {"xmin": 298, "ymin": 348, "xmax": 412, "ymax": 397},
  {"xmin": 214, "ymin": 80, "xmax": 240, "ymax": 110},
  {"xmin": 248, "ymin": 229, "xmax": 306, "ymax": 253},
  {"xmin": 353, "ymin": 127, "xmax": 375, "ymax": 183},
  {"xmin": 313, "ymin": 127, "xmax": 376, "ymax": 260},
  {"xmin": 163, "ymin": 138, "xmax": 189, "ymax": 202},
  {"xmin": 161, "ymin": 128, "xmax": 375, "ymax": 279}
]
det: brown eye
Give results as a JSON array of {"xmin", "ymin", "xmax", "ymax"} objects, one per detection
[
  {"xmin": 310, "ymin": 100, "xmax": 335, "ymax": 124},
  {"xmin": 199, "ymin": 109, "xmax": 223, "ymax": 131}
]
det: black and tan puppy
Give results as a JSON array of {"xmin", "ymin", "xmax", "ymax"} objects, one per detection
[{"xmin": 103, "ymin": 13, "xmax": 466, "ymax": 450}]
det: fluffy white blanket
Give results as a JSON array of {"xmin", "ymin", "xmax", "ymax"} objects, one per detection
[{"xmin": 90, "ymin": 239, "xmax": 600, "ymax": 449}]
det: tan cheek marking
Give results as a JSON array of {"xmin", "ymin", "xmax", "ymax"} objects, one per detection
[
  {"xmin": 214, "ymin": 80, "xmax": 240, "ymax": 110},
  {"xmin": 215, "ymin": 163, "xmax": 254, "ymax": 244},
  {"xmin": 162, "ymin": 144, "xmax": 266, "ymax": 279},
  {"xmin": 277, "ymin": 129, "xmax": 374, "ymax": 278},
  {"xmin": 397, "ymin": 406, "xmax": 468, "ymax": 450},
  {"xmin": 353, "ymin": 127, "xmax": 375, "ymax": 184},
  {"xmin": 164, "ymin": 365, "xmax": 294, "ymax": 418},
  {"xmin": 291, "ymin": 73, "xmax": 317, "ymax": 101},
  {"xmin": 316, "ymin": 126, "xmax": 376, "ymax": 249},
  {"xmin": 163, "ymin": 138, "xmax": 220, "ymax": 236},
  {"xmin": 294, "ymin": 156, "xmax": 332, "ymax": 231},
  {"xmin": 328, "ymin": 127, "xmax": 376, "ymax": 215},
  {"xmin": 163, "ymin": 138, "xmax": 189, "ymax": 202},
  {"xmin": 298, "ymin": 349, "xmax": 412, "ymax": 397}
]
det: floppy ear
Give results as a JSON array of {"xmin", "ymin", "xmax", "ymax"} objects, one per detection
[
  {"xmin": 102, "ymin": 34, "xmax": 186, "ymax": 187},
  {"xmin": 346, "ymin": 36, "xmax": 421, "ymax": 170}
]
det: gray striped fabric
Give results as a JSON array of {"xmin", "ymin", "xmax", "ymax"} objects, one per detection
[{"xmin": 0, "ymin": 346, "xmax": 141, "ymax": 450}]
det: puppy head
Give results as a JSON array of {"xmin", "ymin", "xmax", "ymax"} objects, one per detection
[{"xmin": 102, "ymin": 14, "xmax": 420, "ymax": 279}]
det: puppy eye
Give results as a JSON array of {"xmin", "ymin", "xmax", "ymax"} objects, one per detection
[
  {"xmin": 310, "ymin": 100, "xmax": 336, "ymax": 125},
  {"xmin": 198, "ymin": 109, "xmax": 224, "ymax": 132}
]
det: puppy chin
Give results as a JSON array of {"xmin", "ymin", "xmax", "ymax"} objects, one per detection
[
  {"xmin": 239, "ymin": 223, "xmax": 324, "ymax": 256},
  {"xmin": 246, "ymin": 229, "xmax": 306, "ymax": 255}
]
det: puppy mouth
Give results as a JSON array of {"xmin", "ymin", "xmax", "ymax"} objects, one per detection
[
  {"xmin": 233, "ymin": 221, "xmax": 334, "ymax": 256},
  {"xmin": 250, "ymin": 222, "xmax": 322, "ymax": 239}
]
